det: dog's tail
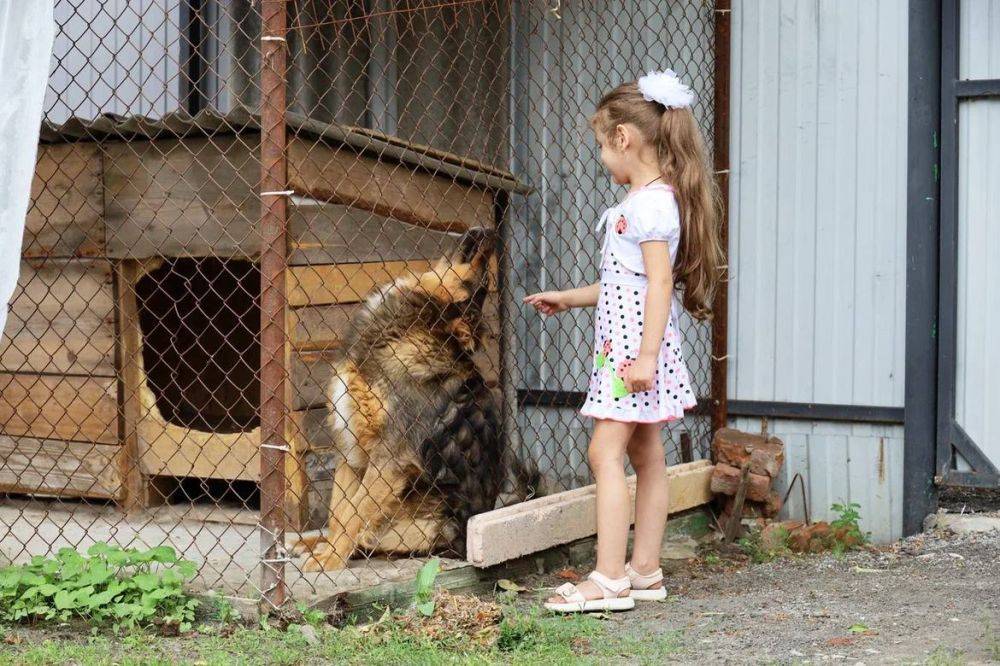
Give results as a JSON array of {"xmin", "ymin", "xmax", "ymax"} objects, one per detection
[{"xmin": 496, "ymin": 449, "xmax": 551, "ymax": 508}]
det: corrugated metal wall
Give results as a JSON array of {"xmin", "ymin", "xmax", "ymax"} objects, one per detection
[
  {"xmin": 729, "ymin": 0, "xmax": 908, "ymax": 541},
  {"xmin": 46, "ymin": 0, "xmax": 178, "ymax": 123},
  {"xmin": 956, "ymin": 0, "xmax": 1000, "ymax": 471}
]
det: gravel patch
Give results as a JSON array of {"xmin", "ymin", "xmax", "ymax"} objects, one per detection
[{"xmin": 534, "ymin": 512, "xmax": 1000, "ymax": 665}]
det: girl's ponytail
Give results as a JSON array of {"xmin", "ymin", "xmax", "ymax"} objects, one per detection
[
  {"xmin": 655, "ymin": 109, "xmax": 724, "ymax": 320},
  {"xmin": 592, "ymin": 82, "xmax": 724, "ymax": 320}
]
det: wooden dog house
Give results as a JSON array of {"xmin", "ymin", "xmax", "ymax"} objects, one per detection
[{"xmin": 1, "ymin": 108, "xmax": 523, "ymax": 529}]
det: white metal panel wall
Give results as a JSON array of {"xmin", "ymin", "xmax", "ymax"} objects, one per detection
[
  {"xmin": 956, "ymin": 0, "xmax": 1000, "ymax": 468},
  {"xmin": 728, "ymin": 1, "xmax": 909, "ymax": 542},
  {"xmin": 728, "ymin": 0, "xmax": 908, "ymax": 407},
  {"xmin": 731, "ymin": 418, "xmax": 903, "ymax": 543}
]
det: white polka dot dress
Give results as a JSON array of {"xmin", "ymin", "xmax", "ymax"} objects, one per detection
[{"xmin": 579, "ymin": 184, "xmax": 696, "ymax": 424}]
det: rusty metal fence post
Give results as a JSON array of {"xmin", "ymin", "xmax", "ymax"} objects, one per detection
[
  {"xmin": 259, "ymin": 0, "xmax": 290, "ymax": 612},
  {"xmin": 711, "ymin": 0, "xmax": 732, "ymax": 435}
]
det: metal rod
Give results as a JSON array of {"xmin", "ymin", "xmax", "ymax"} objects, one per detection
[
  {"xmin": 259, "ymin": 0, "xmax": 288, "ymax": 613},
  {"xmin": 679, "ymin": 432, "xmax": 693, "ymax": 463},
  {"xmin": 728, "ymin": 400, "xmax": 905, "ymax": 425},
  {"xmin": 710, "ymin": 0, "xmax": 732, "ymax": 436}
]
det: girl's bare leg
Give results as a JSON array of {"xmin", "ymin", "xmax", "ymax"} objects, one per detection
[
  {"xmin": 627, "ymin": 422, "xmax": 669, "ymax": 580},
  {"xmin": 547, "ymin": 419, "xmax": 634, "ymax": 603}
]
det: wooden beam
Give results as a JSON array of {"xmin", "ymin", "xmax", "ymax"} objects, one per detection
[
  {"xmin": 115, "ymin": 260, "xmax": 152, "ymax": 509},
  {"xmin": 288, "ymin": 137, "xmax": 495, "ymax": 235},
  {"xmin": 26, "ymin": 143, "xmax": 105, "ymax": 258},
  {"xmin": 465, "ymin": 460, "xmax": 714, "ymax": 568},
  {"xmin": 288, "ymin": 203, "xmax": 461, "ymax": 266},
  {"xmin": 103, "ymin": 136, "xmax": 260, "ymax": 259},
  {"xmin": 103, "ymin": 134, "xmax": 494, "ymax": 260},
  {"xmin": 1, "ymin": 259, "xmax": 116, "ymax": 377},
  {"xmin": 0, "ymin": 436, "xmax": 121, "ymax": 499},
  {"xmin": 288, "ymin": 303, "xmax": 357, "ymax": 352},
  {"xmin": 0, "ymin": 373, "xmax": 118, "ymax": 445},
  {"xmin": 286, "ymin": 260, "xmax": 432, "ymax": 307}
]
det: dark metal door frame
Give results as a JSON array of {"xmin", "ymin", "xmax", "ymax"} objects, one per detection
[{"xmin": 935, "ymin": 1, "xmax": 1000, "ymax": 489}]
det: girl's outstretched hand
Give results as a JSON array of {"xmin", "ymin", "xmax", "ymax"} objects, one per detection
[{"xmin": 524, "ymin": 290, "xmax": 570, "ymax": 316}]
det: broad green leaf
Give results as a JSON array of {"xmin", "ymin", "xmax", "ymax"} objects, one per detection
[
  {"xmin": 54, "ymin": 590, "xmax": 75, "ymax": 610},
  {"xmin": 132, "ymin": 573, "xmax": 160, "ymax": 592},
  {"xmin": 496, "ymin": 579, "xmax": 527, "ymax": 593},
  {"xmin": 146, "ymin": 546, "xmax": 178, "ymax": 564},
  {"xmin": 413, "ymin": 558, "xmax": 440, "ymax": 602},
  {"xmin": 176, "ymin": 561, "xmax": 197, "ymax": 580},
  {"xmin": 415, "ymin": 600, "xmax": 435, "ymax": 617},
  {"xmin": 37, "ymin": 583, "xmax": 59, "ymax": 597}
]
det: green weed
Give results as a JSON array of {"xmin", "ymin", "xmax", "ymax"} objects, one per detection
[{"xmin": 0, "ymin": 543, "xmax": 198, "ymax": 633}]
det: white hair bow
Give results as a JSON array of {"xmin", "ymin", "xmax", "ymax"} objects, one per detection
[{"xmin": 637, "ymin": 69, "xmax": 694, "ymax": 109}]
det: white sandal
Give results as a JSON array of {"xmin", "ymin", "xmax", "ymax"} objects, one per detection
[
  {"xmin": 543, "ymin": 570, "xmax": 635, "ymax": 613},
  {"xmin": 626, "ymin": 563, "xmax": 668, "ymax": 601}
]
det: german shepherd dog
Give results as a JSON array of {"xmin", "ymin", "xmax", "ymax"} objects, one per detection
[{"xmin": 292, "ymin": 229, "xmax": 531, "ymax": 571}]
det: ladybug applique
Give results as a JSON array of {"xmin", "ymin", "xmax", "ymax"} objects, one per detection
[{"xmin": 614, "ymin": 216, "xmax": 627, "ymax": 234}]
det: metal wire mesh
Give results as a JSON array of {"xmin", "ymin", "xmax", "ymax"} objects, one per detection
[{"xmin": 1, "ymin": 0, "xmax": 722, "ymax": 610}]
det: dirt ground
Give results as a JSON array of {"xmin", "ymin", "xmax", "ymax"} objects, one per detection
[{"xmin": 529, "ymin": 512, "xmax": 1000, "ymax": 665}]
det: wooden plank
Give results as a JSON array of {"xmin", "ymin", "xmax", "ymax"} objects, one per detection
[
  {"xmin": 104, "ymin": 134, "xmax": 494, "ymax": 260},
  {"xmin": 0, "ymin": 436, "xmax": 121, "ymax": 499},
  {"xmin": 139, "ymin": 420, "xmax": 260, "ymax": 481},
  {"xmin": 292, "ymin": 351, "xmax": 336, "ymax": 410},
  {"xmin": 290, "ymin": 406, "xmax": 335, "ymax": 450},
  {"xmin": 25, "ymin": 143, "xmax": 105, "ymax": 258},
  {"xmin": 288, "ymin": 137, "xmax": 495, "ymax": 235},
  {"xmin": 289, "ymin": 202, "xmax": 461, "ymax": 266},
  {"xmin": 115, "ymin": 260, "xmax": 152, "ymax": 509},
  {"xmin": 465, "ymin": 460, "xmax": 715, "ymax": 567},
  {"xmin": 0, "ymin": 259, "xmax": 116, "ymax": 376},
  {"xmin": 284, "ymin": 317, "xmax": 311, "ymax": 532},
  {"xmin": 289, "ymin": 303, "xmax": 357, "ymax": 352},
  {"xmin": 473, "ymin": 293, "xmax": 500, "ymax": 389},
  {"xmin": 0, "ymin": 373, "xmax": 118, "ymax": 445},
  {"xmin": 286, "ymin": 260, "xmax": 432, "ymax": 307},
  {"xmin": 103, "ymin": 137, "xmax": 260, "ymax": 259},
  {"xmin": 291, "ymin": 406, "xmax": 336, "ymax": 530}
]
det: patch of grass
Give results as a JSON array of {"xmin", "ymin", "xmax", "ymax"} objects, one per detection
[
  {"xmin": 925, "ymin": 645, "xmax": 967, "ymax": 666},
  {"xmin": 738, "ymin": 525, "xmax": 790, "ymax": 564},
  {"xmin": 0, "ymin": 596, "xmax": 682, "ymax": 666},
  {"xmin": 983, "ymin": 618, "xmax": 1000, "ymax": 662},
  {"xmin": 829, "ymin": 502, "xmax": 869, "ymax": 554}
]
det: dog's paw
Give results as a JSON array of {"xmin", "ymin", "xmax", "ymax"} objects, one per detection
[
  {"xmin": 302, "ymin": 550, "xmax": 348, "ymax": 572},
  {"xmin": 288, "ymin": 535, "xmax": 328, "ymax": 556}
]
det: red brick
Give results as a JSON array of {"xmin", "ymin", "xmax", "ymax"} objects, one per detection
[
  {"xmin": 712, "ymin": 428, "xmax": 785, "ymax": 478},
  {"xmin": 710, "ymin": 463, "xmax": 772, "ymax": 502}
]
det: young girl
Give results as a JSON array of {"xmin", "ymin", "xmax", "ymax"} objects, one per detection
[{"xmin": 525, "ymin": 70, "xmax": 723, "ymax": 613}]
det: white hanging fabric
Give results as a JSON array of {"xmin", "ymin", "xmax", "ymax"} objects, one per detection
[{"xmin": 0, "ymin": 0, "xmax": 55, "ymax": 339}]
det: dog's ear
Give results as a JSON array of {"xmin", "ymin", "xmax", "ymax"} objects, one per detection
[{"xmin": 445, "ymin": 228, "xmax": 495, "ymax": 269}]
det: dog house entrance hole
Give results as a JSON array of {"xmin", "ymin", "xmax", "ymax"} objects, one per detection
[{"xmin": 135, "ymin": 258, "xmax": 260, "ymax": 434}]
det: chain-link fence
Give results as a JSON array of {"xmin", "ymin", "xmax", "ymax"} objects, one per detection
[{"xmin": 1, "ymin": 0, "xmax": 727, "ymax": 610}]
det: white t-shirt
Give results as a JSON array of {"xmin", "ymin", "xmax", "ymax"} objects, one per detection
[{"xmin": 598, "ymin": 183, "xmax": 681, "ymax": 275}]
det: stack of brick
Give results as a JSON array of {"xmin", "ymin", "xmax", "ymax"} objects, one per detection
[{"xmin": 710, "ymin": 427, "xmax": 785, "ymax": 523}]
